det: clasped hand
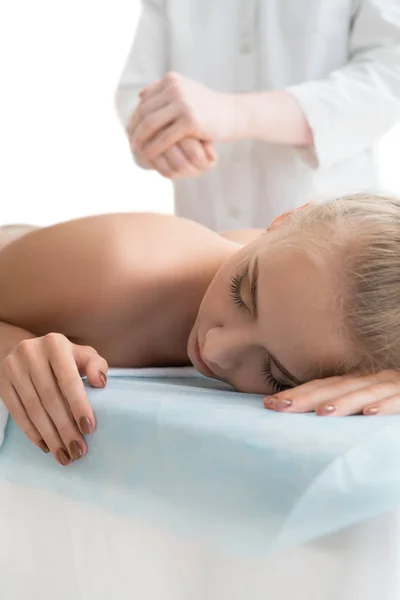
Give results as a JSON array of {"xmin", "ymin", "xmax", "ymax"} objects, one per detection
[{"xmin": 127, "ymin": 72, "xmax": 234, "ymax": 179}]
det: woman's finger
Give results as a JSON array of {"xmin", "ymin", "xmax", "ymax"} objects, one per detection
[
  {"xmin": 28, "ymin": 354, "xmax": 87, "ymax": 460},
  {"xmin": 264, "ymin": 372, "xmax": 395, "ymax": 413},
  {"xmin": 264, "ymin": 369, "xmax": 400, "ymax": 416},
  {"xmin": 0, "ymin": 377, "xmax": 48, "ymax": 453},
  {"xmin": 314, "ymin": 381, "xmax": 400, "ymax": 416},
  {"xmin": 44, "ymin": 335, "xmax": 97, "ymax": 437},
  {"xmin": 363, "ymin": 394, "xmax": 400, "ymax": 416},
  {"xmin": 82, "ymin": 348, "xmax": 108, "ymax": 389},
  {"xmin": 263, "ymin": 376, "xmax": 344, "ymax": 412},
  {"xmin": 10, "ymin": 365, "xmax": 71, "ymax": 465}
]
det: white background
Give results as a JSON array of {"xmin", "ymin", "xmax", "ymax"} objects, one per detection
[{"xmin": 1, "ymin": 0, "xmax": 399, "ymax": 226}]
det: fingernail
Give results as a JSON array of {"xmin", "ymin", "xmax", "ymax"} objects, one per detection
[
  {"xmin": 264, "ymin": 397, "xmax": 293, "ymax": 410},
  {"xmin": 99, "ymin": 371, "xmax": 107, "ymax": 387},
  {"xmin": 79, "ymin": 416, "xmax": 92, "ymax": 435},
  {"xmin": 69, "ymin": 440, "xmax": 83, "ymax": 460},
  {"xmin": 365, "ymin": 406, "xmax": 379, "ymax": 416},
  {"xmin": 275, "ymin": 399, "xmax": 293, "ymax": 410},
  {"xmin": 263, "ymin": 397, "xmax": 276, "ymax": 408},
  {"xmin": 38, "ymin": 439, "xmax": 50, "ymax": 454},
  {"xmin": 57, "ymin": 448, "xmax": 71, "ymax": 466},
  {"xmin": 319, "ymin": 404, "xmax": 336, "ymax": 415}
]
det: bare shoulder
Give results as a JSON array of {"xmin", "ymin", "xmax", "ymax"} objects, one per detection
[
  {"xmin": 0, "ymin": 213, "xmax": 232, "ymax": 334},
  {"xmin": 219, "ymin": 228, "xmax": 266, "ymax": 245}
]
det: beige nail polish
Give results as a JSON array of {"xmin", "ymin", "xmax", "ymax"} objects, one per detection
[{"xmin": 365, "ymin": 406, "xmax": 379, "ymax": 416}]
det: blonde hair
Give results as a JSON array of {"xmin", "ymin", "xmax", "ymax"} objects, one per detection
[{"xmin": 280, "ymin": 193, "xmax": 400, "ymax": 374}]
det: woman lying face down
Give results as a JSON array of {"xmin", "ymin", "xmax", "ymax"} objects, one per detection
[{"xmin": 0, "ymin": 193, "xmax": 400, "ymax": 466}]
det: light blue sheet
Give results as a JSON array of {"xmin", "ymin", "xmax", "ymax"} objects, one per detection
[{"xmin": 1, "ymin": 368, "xmax": 400, "ymax": 555}]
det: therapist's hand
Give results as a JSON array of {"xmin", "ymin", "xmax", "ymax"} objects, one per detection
[
  {"xmin": 133, "ymin": 137, "xmax": 218, "ymax": 179},
  {"xmin": 263, "ymin": 370, "xmax": 400, "ymax": 416},
  {"xmin": 130, "ymin": 72, "xmax": 233, "ymax": 161},
  {"xmin": 0, "ymin": 333, "xmax": 108, "ymax": 465}
]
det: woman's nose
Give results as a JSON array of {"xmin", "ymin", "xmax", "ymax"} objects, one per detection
[{"xmin": 202, "ymin": 327, "xmax": 248, "ymax": 370}]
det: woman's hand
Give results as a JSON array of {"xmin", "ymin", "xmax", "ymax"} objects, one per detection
[
  {"xmin": 0, "ymin": 333, "xmax": 108, "ymax": 465},
  {"xmin": 263, "ymin": 370, "xmax": 400, "ymax": 416},
  {"xmin": 130, "ymin": 72, "xmax": 232, "ymax": 161}
]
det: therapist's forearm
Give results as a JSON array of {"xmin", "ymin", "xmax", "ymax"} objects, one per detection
[{"xmin": 227, "ymin": 90, "xmax": 314, "ymax": 147}]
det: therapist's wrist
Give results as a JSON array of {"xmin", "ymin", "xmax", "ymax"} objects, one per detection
[{"xmin": 227, "ymin": 90, "xmax": 314, "ymax": 147}]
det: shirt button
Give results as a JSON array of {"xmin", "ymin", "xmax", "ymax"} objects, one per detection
[
  {"xmin": 240, "ymin": 42, "xmax": 252, "ymax": 54},
  {"xmin": 228, "ymin": 206, "xmax": 241, "ymax": 219}
]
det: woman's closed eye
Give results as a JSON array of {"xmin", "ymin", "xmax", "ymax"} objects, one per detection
[
  {"xmin": 229, "ymin": 273, "xmax": 249, "ymax": 312},
  {"xmin": 262, "ymin": 357, "xmax": 291, "ymax": 394},
  {"xmin": 228, "ymin": 273, "xmax": 291, "ymax": 394}
]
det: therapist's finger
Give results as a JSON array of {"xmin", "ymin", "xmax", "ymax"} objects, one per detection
[
  {"xmin": 133, "ymin": 104, "xmax": 180, "ymax": 148},
  {"xmin": 131, "ymin": 92, "xmax": 170, "ymax": 135},
  {"xmin": 139, "ymin": 79, "xmax": 161, "ymax": 100},
  {"xmin": 128, "ymin": 87, "xmax": 166, "ymax": 138},
  {"xmin": 139, "ymin": 78, "xmax": 165, "ymax": 100},
  {"xmin": 152, "ymin": 153, "xmax": 176, "ymax": 178},
  {"xmin": 162, "ymin": 144, "xmax": 201, "ymax": 178},
  {"xmin": 179, "ymin": 138, "xmax": 217, "ymax": 171},
  {"xmin": 202, "ymin": 141, "xmax": 218, "ymax": 163},
  {"xmin": 141, "ymin": 119, "xmax": 191, "ymax": 161}
]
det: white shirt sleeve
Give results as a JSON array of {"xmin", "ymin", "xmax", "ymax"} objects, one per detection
[
  {"xmin": 286, "ymin": 0, "xmax": 400, "ymax": 170},
  {"xmin": 114, "ymin": 0, "xmax": 168, "ymax": 128}
]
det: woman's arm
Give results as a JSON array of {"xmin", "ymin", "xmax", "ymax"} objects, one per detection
[
  {"xmin": 0, "ymin": 321, "xmax": 107, "ymax": 465},
  {"xmin": 0, "ymin": 212, "xmax": 231, "ymax": 463}
]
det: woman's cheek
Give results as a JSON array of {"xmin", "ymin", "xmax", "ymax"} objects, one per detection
[{"xmin": 230, "ymin": 368, "xmax": 268, "ymax": 395}]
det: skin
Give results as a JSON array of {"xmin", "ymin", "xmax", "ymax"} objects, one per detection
[
  {"xmin": 129, "ymin": 72, "xmax": 313, "ymax": 178},
  {"xmin": 188, "ymin": 229, "xmax": 352, "ymax": 395},
  {"xmin": 0, "ymin": 215, "xmax": 399, "ymax": 467}
]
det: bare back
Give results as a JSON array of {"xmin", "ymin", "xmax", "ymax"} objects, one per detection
[{"xmin": 0, "ymin": 214, "xmax": 236, "ymax": 367}]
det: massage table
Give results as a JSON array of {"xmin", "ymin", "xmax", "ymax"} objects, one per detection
[{"xmin": 1, "ymin": 368, "xmax": 399, "ymax": 599}]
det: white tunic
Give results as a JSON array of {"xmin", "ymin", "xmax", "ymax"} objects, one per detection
[{"xmin": 116, "ymin": 0, "xmax": 400, "ymax": 230}]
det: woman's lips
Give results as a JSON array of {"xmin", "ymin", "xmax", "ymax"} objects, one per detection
[{"xmin": 194, "ymin": 337, "xmax": 218, "ymax": 378}]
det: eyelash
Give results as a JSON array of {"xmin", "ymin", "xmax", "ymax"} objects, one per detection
[
  {"xmin": 229, "ymin": 273, "xmax": 290, "ymax": 394},
  {"xmin": 261, "ymin": 359, "xmax": 290, "ymax": 394},
  {"xmin": 228, "ymin": 273, "xmax": 248, "ymax": 311}
]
